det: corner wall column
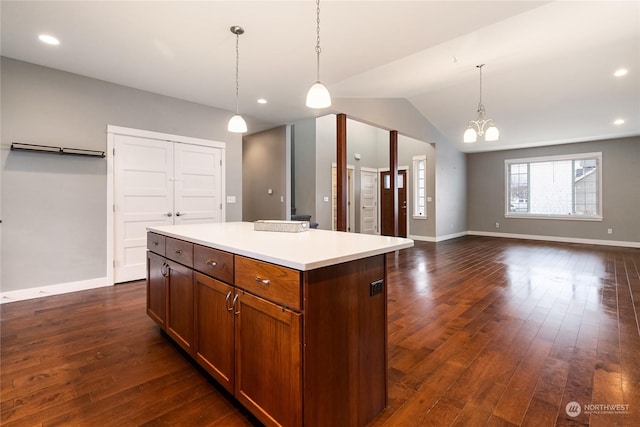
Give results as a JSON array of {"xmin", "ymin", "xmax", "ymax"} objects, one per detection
[
  {"xmin": 336, "ymin": 114, "xmax": 348, "ymax": 231},
  {"xmin": 390, "ymin": 130, "xmax": 398, "ymax": 237}
]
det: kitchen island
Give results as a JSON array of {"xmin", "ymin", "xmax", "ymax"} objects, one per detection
[{"xmin": 146, "ymin": 222, "xmax": 413, "ymax": 427}]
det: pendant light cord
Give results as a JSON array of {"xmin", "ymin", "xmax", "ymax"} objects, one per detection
[
  {"xmin": 235, "ymin": 32, "xmax": 240, "ymax": 114},
  {"xmin": 315, "ymin": 0, "xmax": 321, "ymax": 81}
]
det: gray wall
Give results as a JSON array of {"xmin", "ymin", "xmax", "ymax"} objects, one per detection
[
  {"xmin": 292, "ymin": 119, "xmax": 316, "ymax": 221},
  {"xmin": 314, "ymin": 114, "xmax": 336, "ymax": 230},
  {"xmin": 467, "ymin": 136, "xmax": 640, "ymax": 243},
  {"xmin": 1, "ymin": 57, "xmax": 272, "ymax": 293},
  {"xmin": 398, "ymin": 135, "xmax": 436, "ymax": 238},
  {"xmin": 242, "ymin": 126, "xmax": 287, "ymax": 221}
]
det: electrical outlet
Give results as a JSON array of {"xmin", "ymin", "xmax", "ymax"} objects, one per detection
[
  {"xmin": 495, "ymin": 222, "xmax": 500, "ymax": 228},
  {"xmin": 607, "ymin": 228, "xmax": 613, "ymax": 235}
]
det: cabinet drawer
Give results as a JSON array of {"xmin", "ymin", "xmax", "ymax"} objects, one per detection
[
  {"xmin": 147, "ymin": 232, "xmax": 166, "ymax": 256},
  {"xmin": 194, "ymin": 244, "xmax": 234, "ymax": 284},
  {"xmin": 166, "ymin": 237, "xmax": 194, "ymax": 267},
  {"xmin": 235, "ymin": 256, "xmax": 301, "ymax": 310}
]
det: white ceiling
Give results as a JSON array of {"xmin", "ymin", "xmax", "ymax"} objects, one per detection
[{"xmin": 1, "ymin": 1, "xmax": 638, "ymax": 153}]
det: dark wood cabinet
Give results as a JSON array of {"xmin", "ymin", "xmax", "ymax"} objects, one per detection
[
  {"xmin": 146, "ymin": 251, "xmax": 167, "ymax": 329},
  {"xmin": 235, "ymin": 291, "xmax": 302, "ymax": 427},
  {"xmin": 166, "ymin": 260, "xmax": 194, "ymax": 355},
  {"xmin": 147, "ymin": 232, "xmax": 388, "ymax": 427},
  {"xmin": 194, "ymin": 272, "xmax": 235, "ymax": 393}
]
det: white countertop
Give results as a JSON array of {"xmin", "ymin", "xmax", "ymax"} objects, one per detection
[{"xmin": 148, "ymin": 222, "xmax": 414, "ymax": 271}]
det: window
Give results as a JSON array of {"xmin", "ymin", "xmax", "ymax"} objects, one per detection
[
  {"xmin": 505, "ymin": 152, "xmax": 602, "ymax": 220},
  {"xmin": 412, "ymin": 155, "xmax": 426, "ymax": 218}
]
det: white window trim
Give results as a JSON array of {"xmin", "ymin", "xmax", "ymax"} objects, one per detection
[
  {"xmin": 412, "ymin": 155, "xmax": 427, "ymax": 220},
  {"xmin": 504, "ymin": 152, "xmax": 603, "ymax": 221}
]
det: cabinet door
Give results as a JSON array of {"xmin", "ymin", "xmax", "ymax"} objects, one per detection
[
  {"xmin": 166, "ymin": 260, "xmax": 194, "ymax": 355},
  {"xmin": 146, "ymin": 251, "xmax": 167, "ymax": 329},
  {"xmin": 235, "ymin": 292, "xmax": 302, "ymax": 427},
  {"xmin": 194, "ymin": 272, "xmax": 235, "ymax": 393}
]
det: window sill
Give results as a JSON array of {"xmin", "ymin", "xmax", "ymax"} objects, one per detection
[{"xmin": 504, "ymin": 213, "xmax": 603, "ymax": 222}]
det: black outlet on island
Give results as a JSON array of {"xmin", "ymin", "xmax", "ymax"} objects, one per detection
[{"xmin": 370, "ymin": 279, "xmax": 384, "ymax": 296}]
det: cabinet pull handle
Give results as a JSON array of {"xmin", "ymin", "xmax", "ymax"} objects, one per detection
[
  {"xmin": 175, "ymin": 249, "xmax": 183, "ymax": 255},
  {"xmin": 176, "ymin": 212, "xmax": 185, "ymax": 217},
  {"xmin": 225, "ymin": 291, "xmax": 232, "ymax": 312},
  {"xmin": 152, "ymin": 241, "xmax": 159, "ymax": 246},
  {"xmin": 161, "ymin": 262, "xmax": 169, "ymax": 277},
  {"xmin": 232, "ymin": 294, "xmax": 240, "ymax": 315},
  {"xmin": 205, "ymin": 259, "xmax": 217, "ymax": 267},
  {"xmin": 254, "ymin": 277, "xmax": 270, "ymax": 285}
]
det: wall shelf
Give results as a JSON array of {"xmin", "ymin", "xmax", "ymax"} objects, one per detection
[{"xmin": 11, "ymin": 142, "xmax": 105, "ymax": 158}]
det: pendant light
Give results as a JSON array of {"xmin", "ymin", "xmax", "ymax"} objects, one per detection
[
  {"xmin": 464, "ymin": 64, "xmax": 499, "ymax": 143},
  {"xmin": 306, "ymin": 0, "xmax": 331, "ymax": 109},
  {"xmin": 228, "ymin": 26, "xmax": 247, "ymax": 133}
]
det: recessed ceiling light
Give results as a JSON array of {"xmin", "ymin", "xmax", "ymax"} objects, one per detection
[
  {"xmin": 613, "ymin": 119, "xmax": 625, "ymax": 125},
  {"xmin": 38, "ymin": 34, "xmax": 60, "ymax": 45},
  {"xmin": 257, "ymin": 98, "xmax": 267, "ymax": 104},
  {"xmin": 614, "ymin": 68, "xmax": 628, "ymax": 77}
]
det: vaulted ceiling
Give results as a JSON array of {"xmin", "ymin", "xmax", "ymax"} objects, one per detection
[{"xmin": 2, "ymin": 1, "xmax": 638, "ymax": 152}]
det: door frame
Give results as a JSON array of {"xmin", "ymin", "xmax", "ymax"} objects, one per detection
[{"xmin": 106, "ymin": 125, "xmax": 226, "ymax": 285}]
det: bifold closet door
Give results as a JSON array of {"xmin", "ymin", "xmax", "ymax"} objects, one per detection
[
  {"xmin": 174, "ymin": 143, "xmax": 223, "ymax": 225},
  {"xmin": 114, "ymin": 137, "xmax": 224, "ymax": 283},
  {"xmin": 114, "ymin": 135, "xmax": 174, "ymax": 283}
]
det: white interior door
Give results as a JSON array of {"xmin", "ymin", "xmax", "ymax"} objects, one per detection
[
  {"xmin": 174, "ymin": 143, "xmax": 223, "ymax": 225},
  {"xmin": 360, "ymin": 169, "xmax": 378, "ymax": 234},
  {"xmin": 114, "ymin": 136, "xmax": 174, "ymax": 283}
]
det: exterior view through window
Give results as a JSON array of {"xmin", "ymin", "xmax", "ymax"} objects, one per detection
[{"xmin": 505, "ymin": 152, "xmax": 602, "ymax": 220}]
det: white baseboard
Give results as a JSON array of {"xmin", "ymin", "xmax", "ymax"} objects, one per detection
[
  {"xmin": 467, "ymin": 230, "xmax": 640, "ymax": 248},
  {"xmin": 0, "ymin": 277, "xmax": 113, "ymax": 304},
  {"xmin": 408, "ymin": 231, "xmax": 467, "ymax": 243}
]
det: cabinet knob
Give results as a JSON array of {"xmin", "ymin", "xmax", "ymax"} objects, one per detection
[
  {"xmin": 166, "ymin": 212, "xmax": 173, "ymax": 217},
  {"xmin": 175, "ymin": 249, "xmax": 183, "ymax": 255},
  {"xmin": 205, "ymin": 259, "xmax": 217, "ymax": 267},
  {"xmin": 176, "ymin": 212, "xmax": 185, "ymax": 217}
]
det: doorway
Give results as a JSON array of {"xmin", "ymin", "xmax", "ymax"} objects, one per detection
[
  {"xmin": 380, "ymin": 169, "xmax": 407, "ymax": 237},
  {"xmin": 360, "ymin": 168, "xmax": 378, "ymax": 234}
]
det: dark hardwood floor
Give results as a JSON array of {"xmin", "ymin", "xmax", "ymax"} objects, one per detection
[{"xmin": 2, "ymin": 236, "xmax": 639, "ymax": 426}]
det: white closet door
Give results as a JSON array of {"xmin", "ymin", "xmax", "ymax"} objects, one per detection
[
  {"xmin": 114, "ymin": 136, "xmax": 174, "ymax": 283},
  {"xmin": 360, "ymin": 169, "xmax": 378, "ymax": 235},
  {"xmin": 174, "ymin": 143, "xmax": 223, "ymax": 225}
]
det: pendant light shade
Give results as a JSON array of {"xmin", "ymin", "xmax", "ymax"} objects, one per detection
[
  {"xmin": 227, "ymin": 114, "xmax": 247, "ymax": 133},
  {"xmin": 306, "ymin": 0, "xmax": 331, "ymax": 109},
  {"xmin": 306, "ymin": 81, "xmax": 332, "ymax": 109},
  {"xmin": 228, "ymin": 26, "xmax": 246, "ymax": 133}
]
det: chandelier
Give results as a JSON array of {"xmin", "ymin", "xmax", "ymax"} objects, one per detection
[{"xmin": 464, "ymin": 64, "xmax": 499, "ymax": 143}]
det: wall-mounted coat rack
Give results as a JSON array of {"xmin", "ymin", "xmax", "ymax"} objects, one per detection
[{"xmin": 10, "ymin": 142, "xmax": 105, "ymax": 158}]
